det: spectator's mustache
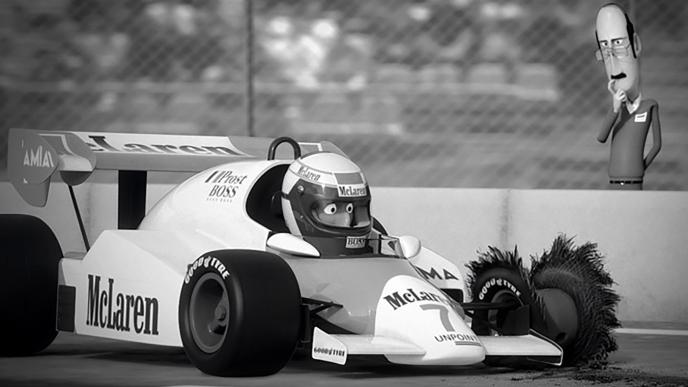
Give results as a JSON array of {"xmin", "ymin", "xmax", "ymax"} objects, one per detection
[{"xmin": 611, "ymin": 73, "xmax": 627, "ymax": 80}]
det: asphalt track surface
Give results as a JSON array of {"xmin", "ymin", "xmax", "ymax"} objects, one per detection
[{"xmin": 1, "ymin": 326, "xmax": 688, "ymax": 387}]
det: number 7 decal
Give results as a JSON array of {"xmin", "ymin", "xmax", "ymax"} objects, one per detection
[{"xmin": 420, "ymin": 304, "xmax": 454, "ymax": 332}]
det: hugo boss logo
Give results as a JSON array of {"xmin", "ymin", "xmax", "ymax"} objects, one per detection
[
  {"xmin": 345, "ymin": 236, "xmax": 366, "ymax": 249},
  {"xmin": 204, "ymin": 170, "xmax": 249, "ymax": 202}
]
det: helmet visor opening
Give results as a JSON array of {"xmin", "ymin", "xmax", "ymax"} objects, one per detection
[{"xmin": 311, "ymin": 200, "xmax": 371, "ymax": 229}]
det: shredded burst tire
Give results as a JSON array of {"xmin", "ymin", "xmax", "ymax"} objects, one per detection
[
  {"xmin": 530, "ymin": 235, "xmax": 620, "ymax": 366},
  {"xmin": 466, "ymin": 235, "xmax": 620, "ymax": 367},
  {"xmin": 466, "ymin": 246, "xmax": 548, "ymax": 336}
]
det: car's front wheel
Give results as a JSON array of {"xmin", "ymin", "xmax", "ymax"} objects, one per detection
[
  {"xmin": 467, "ymin": 235, "xmax": 619, "ymax": 367},
  {"xmin": 179, "ymin": 250, "xmax": 302, "ymax": 376},
  {"xmin": 531, "ymin": 236, "xmax": 619, "ymax": 365}
]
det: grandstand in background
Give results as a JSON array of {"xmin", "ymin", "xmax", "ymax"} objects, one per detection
[{"xmin": 1, "ymin": 0, "xmax": 686, "ymax": 190}]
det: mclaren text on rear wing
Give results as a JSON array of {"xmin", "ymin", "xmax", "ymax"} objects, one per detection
[{"xmin": 8, "ymin": 128, "xmax": 340, "ymax": 207}]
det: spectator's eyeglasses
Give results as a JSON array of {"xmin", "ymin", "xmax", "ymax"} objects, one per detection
[{"xmin": 595, "ymin": 42, "xmax": 632, "ymax": 61}]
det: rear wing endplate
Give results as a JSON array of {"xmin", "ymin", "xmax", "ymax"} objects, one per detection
[{"xmin": 8, "ymin": 128, "xmax": 342, "ymax": 207}]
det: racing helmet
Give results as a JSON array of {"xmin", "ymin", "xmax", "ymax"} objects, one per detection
[{"xmin": 281, "ymin": 152, "xmax": 372, "ymax": 255}]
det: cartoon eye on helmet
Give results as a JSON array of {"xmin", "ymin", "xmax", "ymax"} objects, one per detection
[{"xmin": 281, "ymin": 152, "xmax": 372, "ymax": 255}]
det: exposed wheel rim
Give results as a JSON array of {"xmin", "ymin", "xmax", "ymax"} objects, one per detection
[
  {"xmin": 537, "ymin": 288, "xmax": 579, "ymax": 347},
  {"xmin": 189, "ymin": 273, "xmax": 230, "ymax": 354},
  {"xmin": 487, "ymin": 289, "xmax": 524, "ymax": 334}
]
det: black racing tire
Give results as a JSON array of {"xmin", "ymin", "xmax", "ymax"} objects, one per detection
[
  {"xmin": 466, "ymin": 247, "xmax": 544, "ymax": 337},
  {"xmin": 531, "ymin": 236, "xmax": 620, "ymax": 366},
  {"xmin": 468, "ymin": 235, "xmax": 620, "ymax": 367},
  {"xmin": 0, "ymin": 214, "xmax": 62, "ymax": 356},
  {"xmin": 179, "ymin": 250, "xmax": 302, "ymax": 376}
]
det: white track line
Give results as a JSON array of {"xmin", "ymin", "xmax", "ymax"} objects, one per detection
[{"xmin": 614, "ymin": 328, "xmax": 688, "ymax": 336}]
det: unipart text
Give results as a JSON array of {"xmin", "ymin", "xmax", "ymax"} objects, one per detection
[{"xmin": 434, "ymin": 332, "xmax": 480, "ymax": 345}]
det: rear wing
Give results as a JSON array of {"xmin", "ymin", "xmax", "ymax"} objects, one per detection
[{"xmin": 8, "ymin": 128, "xmax": 343, "ymax": 208}]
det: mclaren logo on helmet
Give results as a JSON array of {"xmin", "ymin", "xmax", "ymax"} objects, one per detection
[
  {"xmin": 296, "ymin": 165, "xmax": 323, "ymax": 182},
  {"xmin": 338, "ymin": 184, "xmax": 368, "ymax": 197}
]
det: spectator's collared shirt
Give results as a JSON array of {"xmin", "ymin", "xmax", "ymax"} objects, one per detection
[{"xmin": 625, "ymin": 93, "xmax": 642, "ymax": 114}]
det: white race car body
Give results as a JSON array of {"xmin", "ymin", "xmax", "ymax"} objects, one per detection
[{"xmin": 10, "ymin": 129, "xmax": 563, "ymax": 368}]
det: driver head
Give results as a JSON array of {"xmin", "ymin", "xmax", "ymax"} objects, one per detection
[
  {"xmin": 281, "ymin": 152, "xmax": 372, "ymax": 254},
  {"xmin": 595, "ymin": 3, "xmax": 642, "ymax": 98}
]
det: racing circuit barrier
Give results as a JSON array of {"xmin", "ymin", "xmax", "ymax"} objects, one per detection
[{"xmin": 0, "ymin": 181, "xmax": 687, "ymax": 324}]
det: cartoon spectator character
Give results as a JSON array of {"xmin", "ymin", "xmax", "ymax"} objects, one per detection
[
  {"xmin": 281, "ymin": 152, "xmax": 373, "ymax": 256},
  {"xmin": 595, "ymin": 3, "xmax": 661, "ymax": 190}
]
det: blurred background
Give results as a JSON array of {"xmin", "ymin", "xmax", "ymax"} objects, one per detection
[{"xmin": 1, "ymin": 0, "xmax": 686, "ymax": 189}]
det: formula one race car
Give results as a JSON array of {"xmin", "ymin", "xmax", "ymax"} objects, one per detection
[{"xmin": 1, "ymin": 129, "xmax": 619, "ymax": 376}]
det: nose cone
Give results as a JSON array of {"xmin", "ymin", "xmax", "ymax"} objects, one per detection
[{"xmin": 375, "ymin": 275, "xmax": 485, "ymax": 365}]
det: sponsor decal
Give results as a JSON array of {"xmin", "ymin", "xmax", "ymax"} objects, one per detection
[
  {"xmin": 417, "ymin": 267, "xmax": 459, "ymax": 281},
  {"xmin": 204, "ymin": 170, "xmax": 249, "ymax": 203},
  {"xmin": 334, "ymin": 172, "xmax": 364, "ymax": 185},
  {"xmin": 297, "ymin": 165, "xmax": 322, "ymax": 182},
  {"xmin": 312, "ymin": 327, "xmax": 347, "ymax": 365},
  {"xmin": 208, "ymin": 185, "xmax": 239, "ymax": 200},
  {"xmin": 86, "ymin": 275, "xmax": 159, "ymax": 335},
  {"xmin": 185, "ymin": 255, "xmax": 230, "ymax": 284},
  {"xmin": 205, "ymin": 170, "xmax": 249, "ymax": 185},
  {"xmin": 337, "ymin": 184, "xmax": 367, "ymax": 198},
  {"xmin": 634, "ymin": 112, "xmax": 647, "ymax": 122},
  {"xmin": 313, "ymin": 346, "xmax": 346, "ymax": 357},
  {"xmin": 345, "ymin": 236, "xmax": 367, "ymax": 249},
  {"xmin": 85, "ymin": 135, "xmax": 245, "ymax": 156},
  {"xmin": 23, "ymin": 145, "xmax": 54, "ymax": 169},
  {"xmin": 478, "ymin": 278, "xmax": 521, "ymax": 301},
  {"xmin": 434, "ymin": 332, "xmax": 481, "ymax": 346},
  {"xmin": 383, "ymin": 288, "xmax": 451, "ymax": 310}
]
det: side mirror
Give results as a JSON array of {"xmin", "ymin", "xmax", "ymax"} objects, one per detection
[
  {"xmin": 267, "ymin": 233, "xmax": 320, "ymax": 257},
  {"xmin": 395, "ymin": 235, "xmax": 421, "ymax": 259}
]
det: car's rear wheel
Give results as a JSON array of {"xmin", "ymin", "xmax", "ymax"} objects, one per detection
[
  {"xmin": 0, "ymin": 214, "xmax": 62, "ymax": 356},
  {"xmin": 179, "ymin": 250, "xmax": 302, "ymax": 376}
]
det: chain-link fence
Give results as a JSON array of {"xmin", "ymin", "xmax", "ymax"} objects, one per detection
[{"xmin": 1, "ymin": 0, "xmax": 686, "ymax": 189}]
